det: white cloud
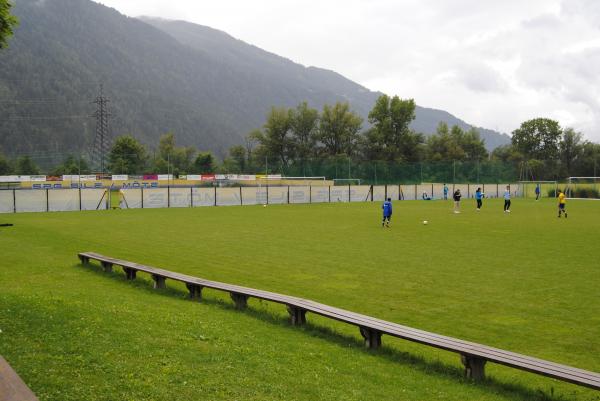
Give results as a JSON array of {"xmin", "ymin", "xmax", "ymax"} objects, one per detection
[{"xmin": 95, "ymin": 0, "xmax": 600, "ymax": 141}]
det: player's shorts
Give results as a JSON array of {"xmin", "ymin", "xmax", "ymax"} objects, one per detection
[
  {"xmin": 383, "ymin": 215, "xmax": 391, "ymax": 220},
  {"xmin": 559, "ymin": 203, "xmax": 565, "ymax": 209}
]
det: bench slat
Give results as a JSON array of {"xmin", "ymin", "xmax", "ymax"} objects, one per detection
[{"xmin": 0, "ymin": 356, "xmax": 39, "ymax": 401}]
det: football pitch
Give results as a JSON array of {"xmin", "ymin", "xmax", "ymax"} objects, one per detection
[{"xmin": 0, "ymin": 198, "xmax": 598, "ymax": 401}]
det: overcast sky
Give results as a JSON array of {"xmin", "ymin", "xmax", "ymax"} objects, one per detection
[{"xmin": 96, "ymin": 0, "xmax": 600, "ymax": 141}]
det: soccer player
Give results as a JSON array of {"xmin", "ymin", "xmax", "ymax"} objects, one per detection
[
  {"xmin": 382, "ymin": 197, "xmax": 392, "ymax": 227},
  {"xmin": 475, "ymin": 187, "xmax": 483, "ymax": 211},
  {"xmin": 503, "ymin": 185, "xmax": 511, "ymax": 213},
  {"xmin": 535, "ymin": 184, "xmax": 540, "ymax": 201},
  {"xmin": 557, "ymin": 189, "xmax": 567, "ymax": 218},
  {"xmin": 453, "ymin": 189, "xmax": 461, "ymax": 213},
  {"xmin": 443, "ymin": 184, "xmax": 448, "ymax": 200}
]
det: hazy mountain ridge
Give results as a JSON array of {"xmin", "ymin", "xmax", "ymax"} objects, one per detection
[{"xmin": 0, "ymin": 0, "xmax": 509, "ymax": 160}]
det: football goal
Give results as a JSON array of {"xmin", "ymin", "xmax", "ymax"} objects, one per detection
[
  {"xmin": 565, "ymin": 177, "xmax": 600, "ymax": 199},
  {"xmin": 518, "ymin": 181, "xmax": 558, "ymax": 199}
]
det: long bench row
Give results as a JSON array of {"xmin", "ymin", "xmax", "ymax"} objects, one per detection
[{"xmin": 78, "ymin": 252, "xmax": 600, "ymax": 391}]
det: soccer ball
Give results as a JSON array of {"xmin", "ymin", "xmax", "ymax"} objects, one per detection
[
  {"xmin": 263, "ymin": 204, "xmax": 267, "ymax": 207},
  {"xmin": 423, "ymin": 220, "xmax": 428, "ymax": 225}
]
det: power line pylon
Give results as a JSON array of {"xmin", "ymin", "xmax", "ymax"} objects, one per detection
[{"xmin": 91, "ymin": 84, "xmax": 111, "ymax": 174}]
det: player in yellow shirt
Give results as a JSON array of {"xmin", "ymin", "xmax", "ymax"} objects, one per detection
[{"xmin": 557, "ymin": 190, "xmax": 567, "ymax": 218}]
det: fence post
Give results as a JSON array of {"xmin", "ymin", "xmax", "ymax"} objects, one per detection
[
  {"xmin": 46, "ymin": 188, "xmax": 49, "ymax": 212},
  {"xmin": 399, "ymin": 184, "xmax": 402, "ymax": 200},
  {"xmin": 384, "ymin": 185, "xmax": 387, "ymax": 200},
  {"xmin": 79, "ymin": 188, "xmax": 82, "ymax": 210},
  {"xmin": 414, "ymin": 184, "xmax": 417, "ymax": 201},
  {"xmin": 168, "ymin": 186, "xmax": 171, "ymax": 208},
  {"xmin": 348, "ymin": 184, "xmax": 351, "ymax": 202},
  {"xmin": 288, "ymin": 186, "xmax": 290, "ymax": 204},
  {"xmin": 240, "ymin": 186, "xmax": 243, "ymax": 206},
  {"xmin": 431, "ymin": 183, "xmax": 434, "ymax": 199},
  {"xmin": 190, "ymin": 187, "xmax": 193, "ymax": 208},
  {"xmin": 370, "ymin": 185, "xmax": 374, "ymax": 202},
  {"xmin": 309, "ymin": 185, "xmax": 312, "ymax": 203},
  {"xmin": 214, "ymin": 186, "xmax": 217, "ymax": 206},
  {"xmin": 328, "ymin": 186, "xmax": 331, "ymax": 203},
  {"xmin": 13, "ymin": 189, "xmax": 16, "ymax": 213},
  {"xmin": 141, "ymin": 187, "xmax": 144, "ymax": 209}
]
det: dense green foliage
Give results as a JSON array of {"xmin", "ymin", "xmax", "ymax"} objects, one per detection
[
  {"xmin": 1, "ymin": 200, "xmax": 599, "ymax": 400},
  {"xmin": 0, "ymin": 0, "xmax": 18, "ymax": 49},
  {"xmin": 0, "ymin": 0, "xmax": 508, "ymax": 159}
]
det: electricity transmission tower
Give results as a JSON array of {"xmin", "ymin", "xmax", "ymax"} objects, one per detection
[{"xmin": 91, "ymin": 84, "xmax": 111, "ymax": 174}]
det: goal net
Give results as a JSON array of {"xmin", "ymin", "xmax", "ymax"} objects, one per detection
[
  {"xmin": 565, "ymin": 177, "xmax": 600, "ymax": 199},
  {"xmin": 518, "ymin": 181, "xmax": 558, "ymax": 199}
]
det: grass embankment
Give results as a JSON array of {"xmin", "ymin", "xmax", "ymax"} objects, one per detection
[{"xmin": 0, "ymin": 198, "xmax": 599, "ymax": 400}]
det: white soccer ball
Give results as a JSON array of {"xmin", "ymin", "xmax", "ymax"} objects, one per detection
[
  {"xmin": 423, "ymin": 220, "xmax": 428, "ymax": 225},
  {"xmin": 263, "ymin": 204, "xmax": 267, "ymax": 207}
]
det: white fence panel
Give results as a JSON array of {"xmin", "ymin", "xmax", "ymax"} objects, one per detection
[
  {"xmin": 400, "ymin": 185, "xmax": 415, "ymax": 200},
  {"xmin": 350, "ymin": 185, "xmax": 371, "ymax": 202},
  {"xmin": 289, "ymin": 186, "xmax": 310, "ymax": 204},
  {"xmin": 416, "ymin": 184, "xmax": 432, "ymax": 200},
  {"xmin": 121, "ymin": 189, "xmax": 142, "ymax": 209},
  {"xmin": 0, "ymin": 190, "xmax": 14, "ymax": 213},
  {"xmin": 311, "ymin": 186, "xmax": 330, "ymax": 203},
  {"xmin": 330, "ymin": 186, "xmax": 349, "ymax": 202},
  {"xmin": 170, "ymin": 188, "xmax": 191, "ymax": 208},
  {"xmin": 192, "ymin": 188, "xmax": 215, "ymax": 207},
  {"xmin": 241, "ymin": 187, "xmax": 267, "ymax": 205},
  {"xmin": 82, "ymin": 189, "xmax": 108, "ymax": 210},
  {"xmin": 387, "ymin": 185, "xmax": 400, "ymax": 201},
  {"xmin": 432, "ymin": 184, "xmax": 446, "ymax": 199},
  {"xmin": 143, "ymin": 188, "xmax": 169, "ymax": 209},
  {"xmin": 267, "ymin": 186, "xmax": 288, "ymax": 204},
  {"xmin": 372, "ymin": 186, "xmax": 386, "ymax": 201},
  {"xmin": 48, "ymin": 189, "xmax": 79, "ymax": 212},
  {"xmin": 216, "ymin": 188, "xmax": 241, "ymax": 206},
  {"xmin": 15, "ymin": 190, "xmax": 46, "ymax": 213},
  {"xmin": 453, "ymin": 184, "xmax": 469, "ymax": 199}
]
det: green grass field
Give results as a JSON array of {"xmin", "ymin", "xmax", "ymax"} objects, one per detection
[{"xmin": 1, "ymin": 198, "xmax": 599, "ymax": 401}]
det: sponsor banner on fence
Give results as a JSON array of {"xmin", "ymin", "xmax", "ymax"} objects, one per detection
[
  {"xmin": 0, "ymin": 175, "xmax": 21, "ymax": 182},
  {"xmin": 201, "ymin": 174, "xmax": 215, "ymax": 181},
  {"xmin": 237, "ymin": 174, "xmax": 256, "ymax": 181},
  {"xmin": 157, "ymin": 174, "xmax": 173, "ymax": 181},
  {"xmin": 30, "ymin": 175, "xmax": 47, "ymax": 182},
  {"xmin": 80, "ymin": 175, "xmax": 97, "ymax": 181},
  {"xmin": 186, "ymin": 175, "xmax": 201, "ymax": 180},
  {"xmin": 256, "ymin": 174, "xmax": 282, "ymax": 180},
  {"xmin": 111, "ymin": 175, "xmax": 128, "ymax": 181}
]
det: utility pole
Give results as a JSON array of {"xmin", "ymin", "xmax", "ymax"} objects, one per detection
[{"xmin": 92, "ymin": 84, "xmax": 111, "ymax": 175}]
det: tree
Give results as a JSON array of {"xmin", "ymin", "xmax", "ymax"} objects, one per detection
[
  {"xmin": 153, "ymin": 132, "xmax": 196, "ymax": 175},
  {"xmin": 15, "ymin": 156, "xmax": 39, "ymax": 175},
  {"xmin": 425, "ymin": 123, "xmax": 487, "ymax": 162},
  {"xmin": 317, "ymin": 102, "xmax": 362, "ymax": 157},
  {"xmin": 462, "ymin": 128, "xmax": 488, "ymax": 160},
  {"xmin": 0, "ymin": 0, "xmax": 18, "ymax": 49},
  {"xmin": 193, "ymin": 152, "xmax": 215, "ymax": 173},
  {"xmin": 289, "ymin": 102, "xmax": 319, "ymax": 162},
  {"xmin": 559, "ymin": 128, "xmax": 584, "ymax": 176},
  {"xmin": 366, "ymin": 95, "xmax": 419, "ymax": 161},
  {"xmin": 108, "ymin": 135, "xmax": 147, "ymax": 174},
  {"xmin": 224, "ymin": 145, "xmax": 247, "ymax": 173},
  {"xmin": 50, "ymin": 155, "xmax": 90, "ymax": 176},
  {"xmin": 511, "ymin": 118, "xmax": 562, "ymax": 160},
  {"xmin": 250, "ymin": 107, "xmax": 293, "ymax": 166},
  {"xmin": 491, "ymin": 144, "xmax": 522, "ymax": 162},
  {"xmin": 0, "ymin": 152, "xmax": 11, "ymax": 174}
]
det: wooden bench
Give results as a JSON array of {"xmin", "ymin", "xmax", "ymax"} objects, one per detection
[
  {"xmin": 0, "ymin": 356, "xmax": 39, "ymax": 401},
  {"xmin": 78, "ymin": 252, "xmax": 600, "ymax": 390}
]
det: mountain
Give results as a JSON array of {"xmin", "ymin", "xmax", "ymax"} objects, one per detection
[{"xmin": 0, "ymin": 0, "xmax": 509, "ymax": 163}]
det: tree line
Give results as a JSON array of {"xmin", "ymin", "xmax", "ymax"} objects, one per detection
[{"xmin": 1, "ymin": 94, "xmax": 598, "ymax": 181}]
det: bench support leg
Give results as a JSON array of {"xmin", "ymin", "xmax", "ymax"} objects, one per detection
[
  {"xmin": 78, "ymin": 255, "xmax": 89, "ymax": 265},
  {"xmin": 152, "ymin": 275, "xmax": 166, "ymax": 289},
  {"xmin": 186, "ymin": 284, "xmax": 203, "ymax": 301},
  {"xmin": 230, "ymin": 293, "xmax": 248, "ymax": 310},
  {"xmin": 287, "ymin": 306, "xmax": 307, "ymax": 326},
  {"xmin": 359, "ymin": 327, "xmax": 382, "ymax": 349},
  {"xmin": 461, "ymin": 354, "xmax": 487, "ymax": 380},
  {"xmin": 101, "ymin": 261, "xmax": 113, "ymax": 273},
  {"xmin": 123, "ymin": 267, "xmax": 137, "ymax": 280}
]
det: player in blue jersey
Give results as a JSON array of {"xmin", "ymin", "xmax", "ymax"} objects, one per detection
[
  {"xmin": 475, "ymin": 187, "xmax": 484, "ymax": 211},
  {"xmin": 382, "ymin": 198, "xmax": 392, "ymax": 227}
]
